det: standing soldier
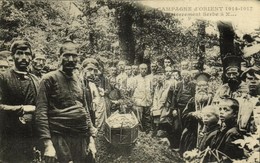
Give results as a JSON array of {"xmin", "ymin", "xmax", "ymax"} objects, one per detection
[
  {"xmin": 0, "ymin": 40, "xmax": 39, "ymax": 162},
  {"xmin": 116, "ymin": 60, "xmax": 127, "ymax": 89},
  {"xmin": 0, "ymin": 59, "xmax": 9, "ymax": 74},
  {"xmin": 132, "ymin": 63, "xmax": 153, "ymax": 133},
  {"xmin": 0, "ymin": 51, "xmax": 11, "ymax": 73},
  {"xmin": 131, "ymin": 65, "xmax": 139, "ymax": 77},
  {"xmin": 35, "ymin": 42, "xmax": 96, "ymax": 163}
]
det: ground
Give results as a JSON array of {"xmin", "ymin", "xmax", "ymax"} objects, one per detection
[{"xmin": 95, "ymin": 130, "xmax": 184, "ymax": 163}]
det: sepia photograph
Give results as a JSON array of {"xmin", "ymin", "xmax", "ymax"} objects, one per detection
[{"xmin": 0, "ymin": 0, "xmax": 260, "ymax": 162}]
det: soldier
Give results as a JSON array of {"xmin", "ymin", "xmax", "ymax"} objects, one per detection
[
  {"xmin": 30, "ymin": 52, "xmax": 46, "ymax": 78},
  {"xmin": 35, "ymin": 42, "xmax": 96, "ymax": 163},
  {"xmin": 131, "ymin": 65, "xmax": 139, "ymax": 77},
  {"xmin": 132, "ymin": 63, "xmax": 153, "ymax": 133},
  {"xmin": 6, "ymin": 56, "xmax": 14, "ymax": 68},
  {"xmin": 151, "ymin": 66, "xmax": 179, "ymax": 148},
  {"xmin": 180, "ymin": 61, "xmax": 189, "ymax": 71},
  {"xmin": 116, "ymin": 60, "xmax": 127, "ymax": 90},
  {"xmin": 82, "ymin": 58, "xmax": 100, "ymax": 126},
  {"xmin": 109, "ymin": 66, "xmax": 117, "ymax": 82},
  {"xmin": 163, "ymin": 56, "xmax": 173, "ymax": 68},
  {"xmin": 146, "ymin": 61, "xmax": 159, "ymax": 95},
  {"xmin": 0, "ymin": 40, "xmax": 39, "ymax": 162},
  {"xmin": 0, "ymin": 59, "xmax": 9, "ymax": 74},
  {"xmin": 0, "ymin": 51, "xmax": 11, "ymax": 73}
]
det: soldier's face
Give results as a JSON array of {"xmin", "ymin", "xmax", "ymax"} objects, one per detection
[
  {"xmin": 165, "ymin": 67, "xmax": 172, "ymax": 79},
  {"xmin": 132, "ymin": 66, "xmax": 139, "ymax": 75},
  {"xmin": 84, "ymin": 67, "xmax": 98, "ymax": 80},
  {"xmin": 61, "ymin": 53, "xmax": 78, "ymax": 71},
  {"xmin": 246, "ymin": 75, "xmax": 259, "ymax": 93},
  {"xmin": 140, "ymin": 66, "xmax": 147, "ymax": 77},
  {"xmin": 181, "ymin": 63, "xmax": 188, "ymax": 70},
  {"xmin": 32, "ymin": 57, "xmax": 46, "ymax": 70},
  {"xmin": 7, "ymin": 57, "xmax": 14, "ymax": 68},
  {"xmin": 164, "ymin": 59, "xmax": 171, "ymax": 67},
  {"xmin": 13, "ymin": 48, "xmax": 32, "ymax": 71},
  {"xmin": 0, "ymin": 60, "xmax": 9, "ymax": 73},
  {"xmin": 110, "ymin": 67, "xmax": 117, "ymax": 76},
  {"xmin": 172, "ymin": 72, "xmax": 180, "ymax": 80},
  {"xmin": 125, "ymin": 66, "xmax": 132, "ymax": 76},
  {"xmin": 151, "ymin": 64, "xmax": 158, "ymax": 73},
  {"xmin": 118, "ymin": 62, "xmax": 125, "ymax": 72}
]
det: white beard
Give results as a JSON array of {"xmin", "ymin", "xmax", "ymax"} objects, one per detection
[{"xmin": 195, "ymin": 92, "xmax": 209, "ymax": 104}]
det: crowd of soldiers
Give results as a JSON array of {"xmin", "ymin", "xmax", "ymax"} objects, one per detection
[{"xmin": 0, "ymin": 39, "xmax": 259, "ymax": 162}]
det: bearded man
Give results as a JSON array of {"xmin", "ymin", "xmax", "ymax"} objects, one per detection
[
  {"xmin": 36, "ymin": 42, "xmax": 96, "ymax": 163},
  {"xmin": 179, "ymin": 72, "xmax": 212, "ymax": 156},
  {"xmin": 213, "ymin": 55, "xmax": 249, "ymax": 102},
  {"xmin": 0, "ymin": 40, "xmax": 39, "ymax": 162}
]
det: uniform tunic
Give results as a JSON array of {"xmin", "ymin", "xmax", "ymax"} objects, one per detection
[
  {"xmin": 36, "ymin": 70, "xmax": 94, "ymax": 162},
  {"xmin": 0, "ymin": 69, "xmax": 39, "ymax": 162}
]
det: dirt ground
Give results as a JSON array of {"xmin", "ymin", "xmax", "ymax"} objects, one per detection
[{"xmin": 95, "ymin": 131, "xmax": 184, "ymax": 163}]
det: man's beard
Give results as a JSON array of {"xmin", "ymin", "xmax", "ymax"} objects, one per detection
[
  {"xmin": 249, "ymin": 84, "xmax": 258, "ymax": 96},
  {"xmin": 227, "ymin": 78, "xmax": 240, "ymax": 91},
  {"xmin": 195, "ymin": 91, "xmax": 209, "ymax": 104}
]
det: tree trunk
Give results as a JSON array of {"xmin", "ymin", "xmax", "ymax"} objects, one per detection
[
  {"xmin": 116, "ymin": 6, "xmax": 135, "ymax": 65},
  {"xmin": 217, "ymin": 21, "xmax": 235, "ymax": 62},
  {"xmin": 197, "ymin": 21, "xmax": 206, "ymax": 72}
]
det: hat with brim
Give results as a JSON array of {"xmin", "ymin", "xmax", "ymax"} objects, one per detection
[
  {"xmin": 0, "ymin": 51, "xmax": 11, "ymax": 59},
  {"xmin": 82, "ymin": 58, "xmax": 99, "ymax": 69},
  {"xmin": 240, "ymin": 67, "xmax": 259, "ymax": 80},
  {"xmin": 84, "ymin": 63, "xmax": 98, "ymax": 70}
]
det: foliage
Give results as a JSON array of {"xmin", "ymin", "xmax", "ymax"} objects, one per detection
[
  {"xmin": 0, "ymin": 0, "xmax": 221, "ymax": 70},
  {"xmin": 233, "ymin": 133, "xmax": 260, "ymax": 163}
]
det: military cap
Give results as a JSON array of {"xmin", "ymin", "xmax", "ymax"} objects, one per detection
[{"xmin": 10, "ymin": 40, "xmax": 33, "ymax": 57}]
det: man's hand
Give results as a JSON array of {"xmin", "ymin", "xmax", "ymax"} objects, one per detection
[
  {"xmin": 88, "ymin": 136, "xmax": 96, "ymax": 159},
  {"xmin": 191, "ymin": 111, "xmax": 202, "ymax": 119},
  {"xmin": 172, "ymin": 110, "xmax": 178, "ymax": 117},
  {"xmin": 43, "ymin": 139, "xmax": 57, "ymax": 163},
  {"xmin": 90, "ymin": 127, "xmax": 98, "ymax": 137},
  {"xmin": 23, "ymin": 105, "xmax": 36, "ymax": 113}
]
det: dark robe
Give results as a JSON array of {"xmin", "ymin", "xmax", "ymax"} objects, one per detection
[
  {"xmin": 0, "ymin": 69, "xmax": 39, "ymax": 162},
  {"xmin": 197, "ymin": 124, "xmax": 220, "ymax": 151},
  {"xmin": 210, "ymin": 120, "xmax": 245, "ymax": 160},
  {"xmin": 179, "ymin": 97, "xmax": 212, "ymax": 155}
]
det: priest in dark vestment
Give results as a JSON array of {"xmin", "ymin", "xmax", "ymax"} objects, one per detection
[{"xmin": 179, "ymin": 72, "xmax": 212, "ymax": 156}]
